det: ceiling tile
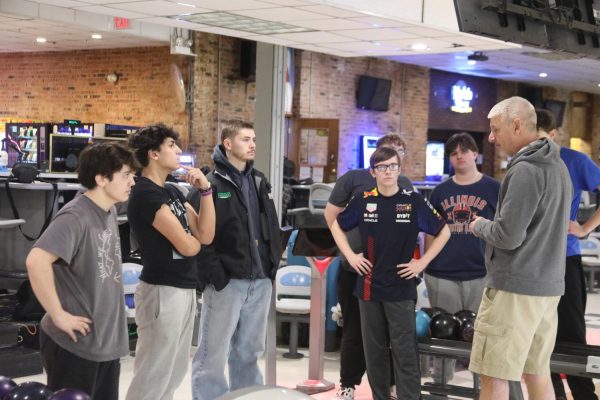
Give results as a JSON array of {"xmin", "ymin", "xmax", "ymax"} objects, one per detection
[
  {"xmin": 296, "ymin": 5, "xmax": 364, "ymax": 18},
  {"xmin": 286, "ymin": 18, "xmax": 370, "ymax": 31},
  {"xmin": 168, "ymin": 0, "xmax": 275, "ymax": 11},
  {"xmin": 271, "ymin": 31, "xmax": 354, "ymax": 44},
  {"xmin": 33, "ymin": 0, "xmax": 89, "ymax": 7},
  {"xmin": 230, "ymin": 7, "xmax": 329, "ymax": 21},
  {"xmin": 399, "ymin": 26, "xmax": 455, "ymax": 38},
  {"xmin": 347, "ymin": 16, "xmax": 410, "ymax": 28},
  {"xmin": 108, "ymin": 1, "xmax": 211, "ymax": 16},
  {"xmin": 334, "ymin": 28, "xmax": 418, "ymax": 41},
  {"xmin": 258, "ymin": 0, "xmax": 313, "ymax": 5},
  {"xmin": 243, "ymin": 34, "xmax": 300, "ymax": 46},
  {"xmin": 140, "ymin": 16, "xmax": 209, "ymax": 29},
  {"xmin": 77, "ymin": 5, "xmax": 152, "ymax": 18}
]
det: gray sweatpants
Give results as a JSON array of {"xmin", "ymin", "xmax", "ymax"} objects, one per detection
[
  {"xmin": 359, "ymin": 299, "xmax": 420, "ymax": 400},
  {"xmin": 424, "ymin": 273, "xmax": 486, "ymax": 383},
  {"xmin": 126, "ymin": 281, "xmax": 196, "ymax": 400}
]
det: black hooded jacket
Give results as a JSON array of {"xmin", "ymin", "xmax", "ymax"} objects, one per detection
[{"xmin": 188, "ymin": 145, "xmax": 282, "ymax": 291}]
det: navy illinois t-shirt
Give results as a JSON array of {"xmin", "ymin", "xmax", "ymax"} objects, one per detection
[
  {"xmin": 426, "ymin": 175, "xmax": 499, "ymax": 281},
  {"xmin": 337, "ymin": 187, "xmax": 445, "ymax": 302}
]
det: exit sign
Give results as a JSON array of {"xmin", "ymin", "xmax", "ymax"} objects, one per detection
[{"xmin": 114, "ymin": 17, "xmax": 130, "ymax": 30}]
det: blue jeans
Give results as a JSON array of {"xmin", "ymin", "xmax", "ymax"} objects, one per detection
[{"xmin": 192, "ymin": 278, "xmax": 272, "ymax": 400}]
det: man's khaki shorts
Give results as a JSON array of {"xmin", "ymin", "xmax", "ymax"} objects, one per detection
[{"xmin": 469, "ymin": 288, "xmax": 560, "ymax": 381}]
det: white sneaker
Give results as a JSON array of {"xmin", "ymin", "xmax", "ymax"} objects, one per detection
[
  {"xmin": 390, "ymin": 385, "xmax": 398, "ymax": 400},
  {"xmin": 334, "ymin": 387, "xmax": 355, "ymax": 400}
]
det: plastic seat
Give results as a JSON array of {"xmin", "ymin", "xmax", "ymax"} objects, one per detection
[
  {"xmin": 122, "ymin": 262, "xmax": 143, "ymax": 320},
  {"xmin": 308, "ymin": 183, "xmax": 333, "ymax": 215},
  {"xmin": 275, "ymin": 265, "xmax": 311, "ymax": 359}
]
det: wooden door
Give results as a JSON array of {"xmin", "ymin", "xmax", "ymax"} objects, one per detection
[{"xmin": 288, "ymin": 118, "xmax": 339, "ymax": 183}]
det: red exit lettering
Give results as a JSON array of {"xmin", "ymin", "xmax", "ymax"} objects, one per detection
[{"xmin": 114, "ymin": 17, "xmax": 130, "ymax": 30}]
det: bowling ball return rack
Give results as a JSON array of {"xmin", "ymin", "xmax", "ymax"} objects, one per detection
[{"xmin": 418, "ymin": 337, "xmax": 600, "ymax": 400}]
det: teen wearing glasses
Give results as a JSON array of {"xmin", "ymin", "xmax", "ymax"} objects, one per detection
[
  {"xmin": 330, "ymin": 146, "xmax": 450, "ymax": 400},
  {"xmin": 325, "ymin": 134, "xmax": 412, "ymax": 400}
]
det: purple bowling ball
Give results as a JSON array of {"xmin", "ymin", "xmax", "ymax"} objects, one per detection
[
  {"xmin": 49, "ymin": 388, "xmax": 91, "ymax": 400},
  {"xmin": 0, "ymin": 376, "xmax": 17, "ymax": 398},
  {"xmin": 5, "ymin": 381, "xmax": 53, "ymax": 400}
]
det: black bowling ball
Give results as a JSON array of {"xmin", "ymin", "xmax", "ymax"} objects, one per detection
[
  {"xmin": 5, "ymin": 381, "xmax": 53, "ymax": 400},
  {"xmin": 0, "ymin": 376, "xmax": 17, "ymax": 398},
  {"xmin": 430, "ymin": 313, "xmax": 461, "ymax": 340},
  {"xmin": 49, "ymin": 388, "xmax": 92, "ymax": 400},
  {"xmin": 460, "ymin": 319, "xmax": 476, "ymax": 343},
  {"xmin": 421, "ymin": 307, "xmax": 448, "ymax": 320},
  {"xmin": 454, "ymin": 310, "xmax": 477, "ymax": 324}
]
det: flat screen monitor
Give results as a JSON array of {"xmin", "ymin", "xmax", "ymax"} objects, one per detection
[
  {"xmin": 356, "ymin": 76, "xmax": 391, "ymax": 111},
  {"xmin": 426, "ymin": 141, "xmax": 445, "ymax": 182},
  {"xmin": 544, "ymin": 100, "xmax": 566, "ymax": 127},
  {"xmin": 49, "ymin": 134, "xmax": 91, "ymax": 172},
  {"xmin": 359, "ymin": 135, "xmax": 380, "ymax": 168}
]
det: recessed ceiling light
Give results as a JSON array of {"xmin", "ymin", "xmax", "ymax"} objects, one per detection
[
  {"xmin": 177, "ymin": 2, "xmax": 196, "ymax": 7},
  {"xmin": 36, "ymin": 37, "xmax": 47, "ymax": 43},
  {"xmin": 373, "ymin": 42, "xmax": 382, "ymax": 46},
  {"xmin": 598, "ymin": 83, "xmax": 600, "ymax": 87},
  {"xmin": 467, "ymin": 60, "xmax": 476, "ymax": 65},
  {"xmin": 539, "ymin": 72, "xmax": 548, "ymax": 78},
  {"xmin": 411, "ymin": 43, "xmax": 428, "ymax": 51},
  {"xmin": 91, "ymin": 34, "xmax": 102, "ymax": 39}
]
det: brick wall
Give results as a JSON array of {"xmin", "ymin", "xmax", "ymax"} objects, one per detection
[
  {"xmin": 0, "ymin": 47, "xmax": 190, "ymax": 147},
  {"xmin": 189, "ymin": 33, "xmax": 257, "ymax": 168},
  {"xmin": 1, "ymin": 38, "xmax": 599, "ymax": 178},
  {"xmin": 294, "ymin": 50, "xmax": 430, "ymax": 179}
]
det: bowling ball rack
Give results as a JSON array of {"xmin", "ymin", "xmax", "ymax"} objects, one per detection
[{"xmin": 417, "ymin": 337, "xmax": 600, "ymax": 400}]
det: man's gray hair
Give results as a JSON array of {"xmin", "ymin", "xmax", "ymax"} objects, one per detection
[{"xmin": 488, "ymin": 96, "xmax": 537, "ymax": 133}]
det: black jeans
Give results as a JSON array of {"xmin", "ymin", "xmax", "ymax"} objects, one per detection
[
  {"xmin": 359, "ymin": 299, "xmax": 420, "ymax": 400},
  {"xmin": 337, "ymin": 267, "xmax": 366, "ymax": 388},
  {"xmin": 40, "ymin": 330, "xmax": 121, "ymax": 400},
  {"xmin": 551, "ymin": 256, "xmax": 598, "ymax": 400}
]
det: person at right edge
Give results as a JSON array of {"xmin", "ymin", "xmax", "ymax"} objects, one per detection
[
  {"xmin": 468, "ymin": 96, "xmax": 572, "ymax": 400},
  {"xmin": 537, "ymin": 108, "xmax": 600, "ymax": 400}
]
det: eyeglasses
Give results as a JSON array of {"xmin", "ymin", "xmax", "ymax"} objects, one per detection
[{"xmin": 373, "ymin": 163, "xmax": 400, "ymax": 172}]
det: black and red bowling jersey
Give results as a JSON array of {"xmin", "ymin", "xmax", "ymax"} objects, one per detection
[{"xmin": 337, "ymin": 187, "xmax": 445, "ymax": 302}]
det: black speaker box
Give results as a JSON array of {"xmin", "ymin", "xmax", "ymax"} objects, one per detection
[{"xmin": 240, "ymin": 40, "xmax": 256, "ymax": 79}]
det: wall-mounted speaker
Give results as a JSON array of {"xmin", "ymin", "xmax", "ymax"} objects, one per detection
[{"xmin": 240, "ymin": 40, "xmax": 256, "ymax": 79}]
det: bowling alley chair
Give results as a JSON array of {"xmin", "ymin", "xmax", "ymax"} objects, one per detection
[
  {"xmin": 275, "ymin": 265, "xmax": 311, "ymax": 359},
  {"xmin": 122, "ymin": 262, "xmax": 143, "ymax": 322},
  {"xmin": 307, "ymin": 183, "xmax": 333, "ymax": 216},
  {"xmin": 581, "ymin": 235, "xmax": 600, "ymax": 293}
]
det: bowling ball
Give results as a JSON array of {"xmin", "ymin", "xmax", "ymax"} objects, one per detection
[
  {"xmin": 0, "ymin": 376, "xmax": 17, "ymax": 398},
  {"xmin": 430, "ymin": 313, "xmax": 461, "ymax": 340},
  {"xmin": 415, "ymin": 310, "xmax": 432, "ymax": 337},
  {"xmin": 454, "ymin": 310, "xmax": 477, "ymax": 324},
  {"xmin": 460, "ymin": 319, "xmax": 476, "ymax": 343},
  {"xmin": 125, "ymin": 293, "xmax": 135, "ymax": 308},
  {"xmin": 5, "ymin": 381, "xmax": 53, "ymax": 400},
  {"xmin": 421, "ymin": 307, "xmax": 448, "ymax": 320},
  {"xmin": 49, "ymin": 388, "xmax": 91, "ymax": 400}
]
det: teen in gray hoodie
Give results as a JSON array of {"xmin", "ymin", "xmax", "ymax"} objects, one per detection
[{"xmin": 468, "ymin": 96, "xmax": 572, "ymax": 400}]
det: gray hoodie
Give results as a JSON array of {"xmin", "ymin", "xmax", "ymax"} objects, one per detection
[{"xmin": 472, "ymin": 138, "xmax": 572, "ymax": 296}]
